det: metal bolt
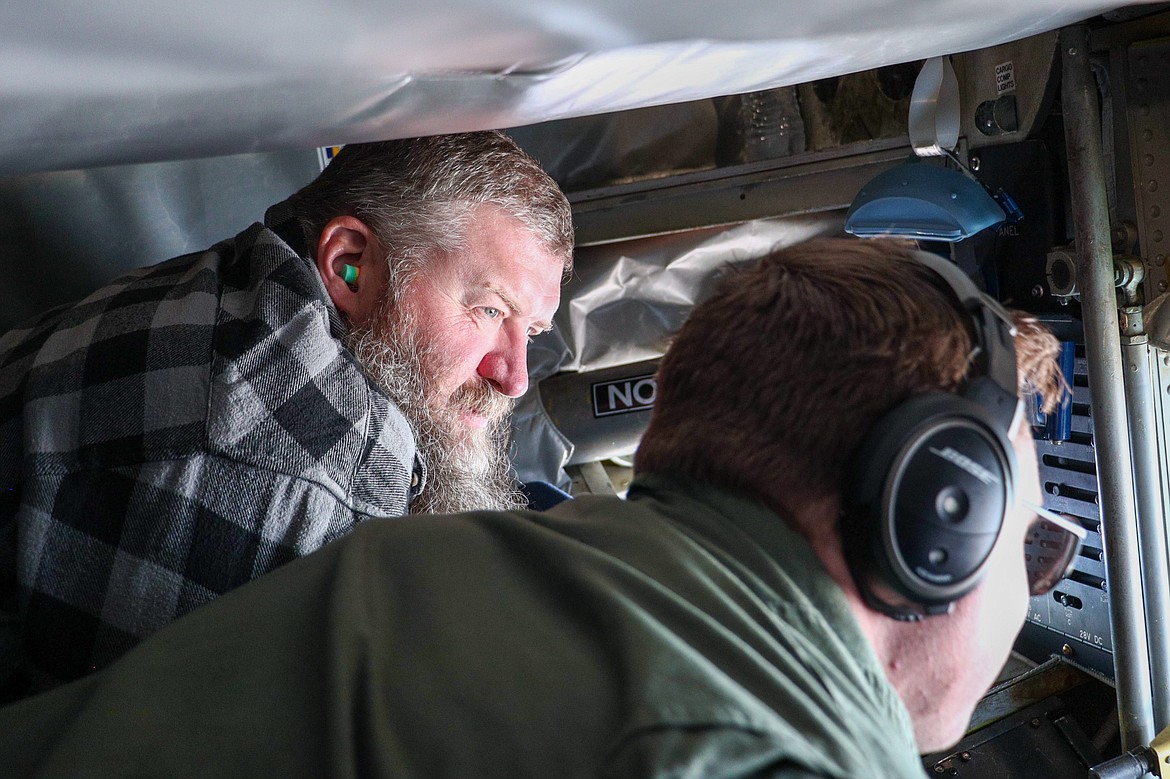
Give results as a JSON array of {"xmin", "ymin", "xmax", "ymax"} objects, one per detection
[
  {"xmin": 1156, "ymin": 254, "xmax": 1166, "ymax": 266},
  {"xmin": 1150, "ymin": 179, "xmax": 1160, "ymax": 193},
  {"xmin": 1157, "ymin": 230, "xmax": 1165, "ymax": 243},
  {"xmin": 1068, "ymin": 47, "xmax": 1078, "ymax": 56},
  {"xmin": 1031, "ymin": 284, "xmax": 1045, "ymax": 298},
  {"xmin": 1063, "ymin": 643, "xmax": 1075, "ymax": 656},
  {"xmin": 1113, "ymin": 222, "xmax": 1139, "ymax": 248},
  {"xmin": 1147, "ymin": 154, "xmax": 1156, "ymax": 167},
  {"xmin": 1144, "ymin": 129, "xmax": 1154, "ymax": 141},
  {"xmin": 1031, "ymin": 718, "xmax": 1042, "ymax": 728},
  {"xmin": 960, "ymin": 752, "xmax": 972, "ymax": 762},
  {"xmin": 1154, "ymin": 205, "xmax": 1163, "ymax": 218},
  {"xmin": 1160, "ymin": 281, "xmax": 1168, "ymax": 292},
  {"xmin": 970, "ymin": 157, "xmax": 980, "ymax": 171},
  {"xmin": 934, "ymin": 766, "xmax": 946, "ymax": 774}
]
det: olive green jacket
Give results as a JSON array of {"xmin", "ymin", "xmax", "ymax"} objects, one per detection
[{"xmin": 0, "ymin": 474, "xmax": 922, "ymax": 778}]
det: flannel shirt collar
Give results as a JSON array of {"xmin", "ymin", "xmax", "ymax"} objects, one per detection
[
  {"xmin": 263, "ymin": 200, "xmax": 349, "ymax": 343},
  {"xmin": 262, "ymin": 199, "xmax": 426, "ymax": 502}
]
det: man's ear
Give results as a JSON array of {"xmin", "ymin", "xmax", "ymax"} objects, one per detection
[{"xmin": 315, "ymin": 216, "xmax": 385, "ymax": 328}]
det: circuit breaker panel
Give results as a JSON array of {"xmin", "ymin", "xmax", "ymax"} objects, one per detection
[{"xmin": 1019, "ymin": 343, "xmax": 1114, "ymax": 679}]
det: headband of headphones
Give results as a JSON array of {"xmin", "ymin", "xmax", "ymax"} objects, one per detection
[
  {"xmin": 842, "ymin": 249, "xmax": 1021, "ymax": 621},
  {"xmin": 909, "ymin": 250, "xmax": 1020, "ymax": 431}
]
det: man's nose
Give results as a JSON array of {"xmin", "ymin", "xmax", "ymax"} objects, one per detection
[{"xmin": 477, "ymin": 332, "xmax": 529, "ymax": 398}]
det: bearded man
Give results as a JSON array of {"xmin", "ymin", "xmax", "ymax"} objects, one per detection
[
  {"xmin": 0, "ymin": 239, "xmax": 1073, "ymax": 779},
  {"xmin": 0, "ymin": 131, "xmax": 573, "ymax": 699}
]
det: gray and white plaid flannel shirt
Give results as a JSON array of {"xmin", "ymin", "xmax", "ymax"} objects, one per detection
[{"xmin": 0, "ymin": 204, "xmax": 424, "ymax": 697}]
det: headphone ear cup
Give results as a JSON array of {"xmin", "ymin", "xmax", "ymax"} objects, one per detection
[{"xmin": 844, "ymin": 393, "xmax": 1016, "ymax": 618}]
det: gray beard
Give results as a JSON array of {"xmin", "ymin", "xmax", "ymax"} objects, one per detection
[{"xmin": 346, "ymin": 321, "xmax": 526, "ymax": 515}]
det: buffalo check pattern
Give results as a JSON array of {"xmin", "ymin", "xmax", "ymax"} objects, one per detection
[{"xmin": 0, "ymin": 212, "xmax": 422, "ymax": 697}]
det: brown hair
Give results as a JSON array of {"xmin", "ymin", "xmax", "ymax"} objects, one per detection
[
  {"xmin": 285, "ymin": 131, "xmax": 574, "ymax": 294},
  {"xmin": 635, "ymin": 237, "xmax": 1062, "ymax": 510}
]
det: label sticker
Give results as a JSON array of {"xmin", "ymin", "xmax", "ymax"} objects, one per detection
[
  {"xmin": 317, "ymin": 146, "xmax": 343, "ymax": 170},
  {"xmin": 592, "ymin": 374, "xmax": 657, "ymax": 418},
  {"xmin": 995, "ymin": 61, "xmax": 1016, "ymax": 94}
]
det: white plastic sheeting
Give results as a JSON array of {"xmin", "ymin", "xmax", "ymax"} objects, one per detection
[
  {"xmin": 1, "ymin": 0, "xmax": 1153, "ymax": 175},
  {"xmin": 512, "ymin": 212, "xmax": 846, "ymax": 485},
  {"xmin": 556, "ymin": 213, "xmax": 845, "ymax": 371}
]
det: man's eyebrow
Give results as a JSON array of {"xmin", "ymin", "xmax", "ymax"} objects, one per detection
[
  {"xmin": 482, "ymin": 280, "xmax": 540, "ymax": 318},
  {"xmin": 485, "ymin": 284, "xmax": 522, "ymax": 316},
  {"xmin": 486, "ymin": 283, "xmax": 553, "ymax": 332}
]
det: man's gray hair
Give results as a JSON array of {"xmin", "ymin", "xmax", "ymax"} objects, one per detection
[{"xmin": 286, "ymin": 131, "xmax": 574, "ymax": 297}]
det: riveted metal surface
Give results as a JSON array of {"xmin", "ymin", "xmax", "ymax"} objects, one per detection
[{"xmin": 1127, "ymin": 39, "xmax": 1170, "ymax": 296}]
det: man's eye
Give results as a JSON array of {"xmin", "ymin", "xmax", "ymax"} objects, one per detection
[{"xmin": 481, "ymin": 307, "xmax": 502, "ymax": 319}]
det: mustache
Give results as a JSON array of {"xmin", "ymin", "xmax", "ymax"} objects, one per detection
[{"xmin": 447, "ymin": 380, "xmax": 515, "ymax": 422}]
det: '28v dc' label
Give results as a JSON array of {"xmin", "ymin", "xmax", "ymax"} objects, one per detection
[{"xmin": 592, "ymin": 374, "xmax": 657, "ymax": 417}]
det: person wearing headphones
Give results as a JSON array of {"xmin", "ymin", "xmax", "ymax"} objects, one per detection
[{"xmin": 0, "ymin": 237, "xmax": 1078, "ymax": 778}]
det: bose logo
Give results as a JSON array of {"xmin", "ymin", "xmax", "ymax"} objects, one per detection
[{"xmin": 928, "ymin": 446, "xmax": 999, "ymax": 486}]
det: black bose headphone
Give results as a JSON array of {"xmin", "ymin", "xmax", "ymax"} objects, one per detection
[{"xmin": 842, "ymin": 250, "xmax": 1021, "ymax": 622}]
